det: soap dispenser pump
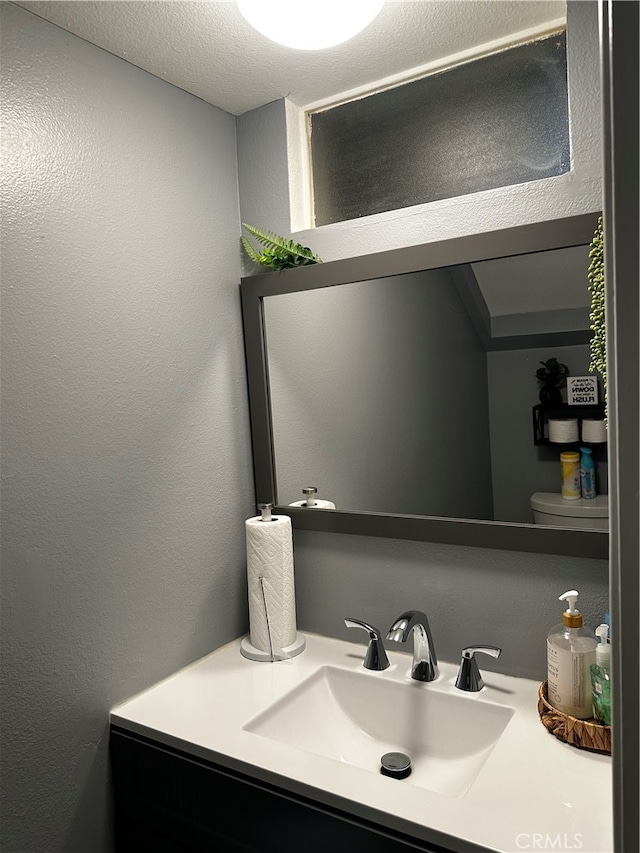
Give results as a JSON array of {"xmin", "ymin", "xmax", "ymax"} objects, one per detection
[{"xmin": 546, "ymin": 589, "xmax": 597, "ymax": 719}]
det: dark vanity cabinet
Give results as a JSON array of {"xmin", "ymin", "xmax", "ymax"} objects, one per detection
[{"xmin": 110, "ymin": 728, "xmax": 462, "ymax": 853}]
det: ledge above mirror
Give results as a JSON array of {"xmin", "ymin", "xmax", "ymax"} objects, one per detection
[{"xmin": 240, "ymin": 213, "xmax": 608, "ymax": 559}]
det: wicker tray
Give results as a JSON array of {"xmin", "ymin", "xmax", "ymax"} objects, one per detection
[{"xmin": 538, "ymin": 681, "xmax": 611, "ymax": 754}]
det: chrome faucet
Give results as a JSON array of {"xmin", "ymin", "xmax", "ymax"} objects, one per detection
[
  {"xmin": 455, "ymin": 645, "xmax": 502, "ymax": 692},
  {"xmin": 344, "ymin": 618, "xmax": 390, "ymax": 671},
  {"xmin": 386, "ymin": 610, "xmax": 439, "ymax": 682}
]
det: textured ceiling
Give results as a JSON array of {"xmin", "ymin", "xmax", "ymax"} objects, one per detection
[{"xmin": 15, "ymin": 1, "xmax": 565, "ymax": 115}]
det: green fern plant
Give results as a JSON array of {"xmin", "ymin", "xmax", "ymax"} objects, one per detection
[{"xmin": 241, "ymin": 223, "xmax": 323, "ymax": 271}]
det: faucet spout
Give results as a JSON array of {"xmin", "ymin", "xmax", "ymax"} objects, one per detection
[{"xmin": 386, "ymin": 610, "xmax": 439, "ymax": 682}]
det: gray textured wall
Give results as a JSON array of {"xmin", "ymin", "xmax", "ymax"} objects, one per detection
[
  {"xmin": 292, "ymin": 529, "xmax": 609, "ymax": 682},
  {"xmin": 236, "ymin": 99, "xmax": 292, "ymax": 276},
  {"xmin": 1, "ymin": 5, "xmax": 254, "ymax": 851},
  {"xmin": 265, "ymin": 269, "xmax": 493, "ymax": 518}
]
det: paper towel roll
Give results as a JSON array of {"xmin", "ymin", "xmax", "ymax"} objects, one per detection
[
  {"xmin": 581, "ymin": 419, "xmax": 607, "ymax": 443},
  {"xmin": 243, "ymin": 514, "xmax": 302, "ymax": 660},
  {"xmin": 548, "ymin": 418, "xmax": 579, "ymax": 443},
  {"xmin": 289, "ymin": 499, "xmax": 336, "ymax": 509}
]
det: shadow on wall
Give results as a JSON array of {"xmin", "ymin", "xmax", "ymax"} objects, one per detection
[{"xmin": 66, "ymin": 727, "xmax": 114, "ymax": 853}]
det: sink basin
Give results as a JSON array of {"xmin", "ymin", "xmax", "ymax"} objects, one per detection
[{"xmin": 244, "ymin": 665, "xmax": 514, "ymax": 797}]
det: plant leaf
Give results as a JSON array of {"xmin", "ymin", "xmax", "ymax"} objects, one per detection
[
  {"xmin": 240, "ymin": 236, "xmax": 265, "ymax": 266},
  {"xmin": 241, "ymin": 223, "xmax": 322, "ymax": 266}
]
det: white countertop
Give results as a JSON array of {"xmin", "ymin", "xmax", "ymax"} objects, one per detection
[{"xmin": 111, "ymin": 633, "xmax": 612, "ymax": 853}]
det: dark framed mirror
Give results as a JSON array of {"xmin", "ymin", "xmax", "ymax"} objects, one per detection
[{"xmin": 240, "ymin": 213, "xmax": 608, "ymax": 558}]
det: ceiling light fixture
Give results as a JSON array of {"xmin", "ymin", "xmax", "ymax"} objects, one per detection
[{"xmin": 236, "ymin": 0, "xmax": 385, "ymax": 51}]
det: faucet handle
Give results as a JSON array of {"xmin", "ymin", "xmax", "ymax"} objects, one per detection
[
  {"xmin": 344, "ymin": 618, "xmax": 390, "ymax": 671},
  {"xmin": 455, "ymin": 645, "xmax": 502, "ymax": 692}
]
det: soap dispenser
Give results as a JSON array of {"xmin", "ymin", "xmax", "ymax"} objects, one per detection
[
  {"xmin": 546, "ymin": 590, "xmax": 597, "ymax": 718},
  {"xmin": 590, "ymin": 624, "xmax": 611, "ymax": 725}
]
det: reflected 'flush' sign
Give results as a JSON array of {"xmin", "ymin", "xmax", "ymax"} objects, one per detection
[{"xmin": 567, "ymin": 376, "xmax": 599, "ymax": 405}]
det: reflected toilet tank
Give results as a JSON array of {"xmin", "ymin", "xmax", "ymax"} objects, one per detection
[{"xmin": 530, "ymin": 492, "xmax": 609, "ymax": 530}]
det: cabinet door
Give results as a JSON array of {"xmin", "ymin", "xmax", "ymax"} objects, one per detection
[{"xmin": 111, "ymin": 729, "xmax": 457, "ymax": 853}]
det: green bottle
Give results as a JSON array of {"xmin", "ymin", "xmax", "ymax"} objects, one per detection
[{"xmin": 590, "ymin": 623, "xmax": 611, "ymax": 725}]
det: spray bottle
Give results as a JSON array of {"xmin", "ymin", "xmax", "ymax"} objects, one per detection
[{"xmin": 580, "ymin": 447, "xmax": 596, "ymax": 499}]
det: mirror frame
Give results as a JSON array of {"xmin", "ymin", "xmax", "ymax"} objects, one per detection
[{"xmin": 240, "ymin": 212, "xmax": 608, "ymax": 558}]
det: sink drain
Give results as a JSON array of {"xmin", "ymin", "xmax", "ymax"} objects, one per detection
[{"xmin": 380, "ymin": 751, "xmax": 412, "ymax": 780}]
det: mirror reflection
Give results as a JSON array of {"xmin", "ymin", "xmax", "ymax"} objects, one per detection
[{"xmin": 264, "ymin": 244, "xmax": 608, "ymax": 527}]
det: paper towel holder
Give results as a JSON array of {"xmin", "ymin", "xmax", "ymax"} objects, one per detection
[
  {"xmin": 241, "ymin": 586, "xmax": 306, "ymax": 665},
  {"xmin": 241, "ymin": 570, "xmax": 306, "ymax": 662},
  {"xmin": 302, "ymin": 487, "xmax": 318, "ymax": 507},
  {"xmin": 257, "ymin": 502, "xmax": 276, "ymax": 521},
  {"xmin": 241, "ymin": 506, "xmax": 306, "ymax": 662},
  {"xmin": 240, "ymin": 633, "xmax": 306, "ymax": 662}
]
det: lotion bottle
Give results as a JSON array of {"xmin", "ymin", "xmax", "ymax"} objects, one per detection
[
  {"xmin": 590, "ymin": 623, "xmax": 611, "ymax": 725},
  {"xmin": 547, "ymin": 590, "xmax": 596, "ymax": 718}
]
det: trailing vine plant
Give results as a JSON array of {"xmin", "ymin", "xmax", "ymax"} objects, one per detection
[
  {"xmin": 241, "ymin": 223, "xmax": 323, "ymax": 271},
  {"xmin": 587, "ymin": 216, "xmax": 606, "ymax": 410}
]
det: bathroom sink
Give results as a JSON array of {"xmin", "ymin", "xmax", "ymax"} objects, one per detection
[
  {"xmin": 243, "ymin": 665, "xmax": 514, "ymax": 797},
  {"xmin": 112, "ymin": 633, "xmax": 613, "ymax": 852}
]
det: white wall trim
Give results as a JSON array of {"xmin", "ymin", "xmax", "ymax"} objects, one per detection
[
  {"xmin": 304, "ymin": 17, "xmax": 567, "ymax": 114},
  {"xmin": 285, "ymin": 99, "xmax": 313, "ymax": 232}
]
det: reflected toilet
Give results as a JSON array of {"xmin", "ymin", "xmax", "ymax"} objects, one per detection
[{"xmin": 530, "ymin": 492, "xmax": 609, "ymax": 531}]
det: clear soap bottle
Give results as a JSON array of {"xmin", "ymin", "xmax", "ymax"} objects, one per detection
[
  {"xmin": 590, "ymin": 623, "xmax": 611, "ymax": 725},
  {"xmin": 546, "ymin": 590, "xmax": 596, "ymax": 718}
]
